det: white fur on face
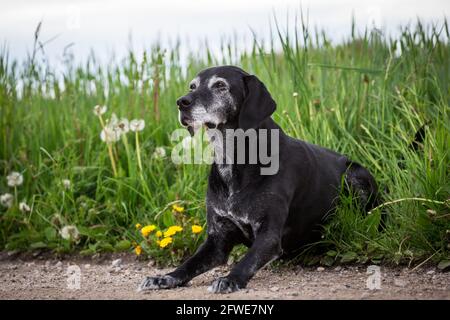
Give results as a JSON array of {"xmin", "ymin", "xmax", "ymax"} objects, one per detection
[
  {"xmin": 181, "ymin": 74, "xmax": 236, "ymax": 131},
  {"xmin": 189, "ymin": 77, "xmax": 200, "ymax": 91},
  {"xmin": 207, "ymin": 75, "xmax": 229, "ymax": 90}
]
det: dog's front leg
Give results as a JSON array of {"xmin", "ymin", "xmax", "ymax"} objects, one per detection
[
  {"xmin": 138, "ymin": 234, "xmax": 233, "ymax": 291},
  {"xmin": 208, "ymin": 223, "xmax": 282, "ymax": 294}
]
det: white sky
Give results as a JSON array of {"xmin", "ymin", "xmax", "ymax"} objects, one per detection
[{"xmin": 1, "ymin": 0, "xmax": 449, "ymax": 65}]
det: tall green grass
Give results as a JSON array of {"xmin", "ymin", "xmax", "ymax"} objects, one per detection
[{"xmin": 0, "ymin": 18, "xmax": 449, "ymax": 267}]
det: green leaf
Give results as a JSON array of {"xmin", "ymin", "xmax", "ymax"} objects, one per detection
[
  {"xmin": 44, "ymin": 227, "xmax": 57, "ymax": 241},
  {"xmin": 437, "ymin": 260, "xmax": 450, "ymax": 271},
  {"xmin": 321, "ymin": 255, "xmax": 335, "ymax": 266},
  {"xmin": 30, "ymin": 242, "xmax": 47, "ymax": 249},
  {"xmin": 326, "ymin": 250, "xmax": 338, "ymax": 257},
  {"xmin": 115, "ymin": 240, "xmax": 131, "ymax": 251},
  {"xmin": 80, "ymin": 248, "xmax": 96, "ymax": 255},
  {"xmin": 357, "ymin": 255, "xmax": 369, "ymax": 264},
  {"xmin": 97, "ymin": 242, "xmax": 114, "ymax": 252},
  {"xmin": 340, "ymin": 251, "xmax": 358, "ymax": 263},
  {"xmin": 162, "ymin": 210, "xmax": 175, "ymax": 227}
]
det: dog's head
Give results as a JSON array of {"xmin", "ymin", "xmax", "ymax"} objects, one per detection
[{"xmin": 177, "ymin": 66, "xmax": 276, "ymax": 135}]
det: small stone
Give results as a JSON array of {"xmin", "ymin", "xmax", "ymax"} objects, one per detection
[
  {"xmin": 7, "ymin": 250, "xmax": 18, "ymax": 257},
  {"xmin": 269, "ymin": 286, "xmax": 279, "ymax": 292},
  {"xmin": 426, "ymin": 270, "xmax": 435, "ymax": 275},
  {"xmin": 317, "ymin": 267, "xmax": 325, "ymax": 272},
  {"xmin": 147, "ymin": 260, "xmax": 155, "ymax": 267},
  {"xmin": 394, "ymin": 279, "xmax": 407, "ymax": 287},
  {"xmin": 84, "ymin": 264, "xmax": 91, "ymax": 269},
  {"xmin": 361, "ymin": 292, "xmax": 370, "ymax": 299},
  {"xmin": 334, "ymin": 266, "xmax": 342, "ymax": 272},
  {"xmin": 290, "ymin": 292, "xmax": 299, "ymax": 296},
  {"xmin": 111, "ymin": 258, "xmax": 122, "ymax": 268},
  {"xmin": 55, "ymin": 261, "xmax": 63, "ymax": 268}
]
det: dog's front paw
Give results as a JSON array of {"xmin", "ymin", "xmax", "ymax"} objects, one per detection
[
  {"xmin": 208, "ymin": 277, "xmax": 241, "ymax": 294},
  {"xmin": 138, "ymin": 275, "xmax": 180, "ymax": 292}
]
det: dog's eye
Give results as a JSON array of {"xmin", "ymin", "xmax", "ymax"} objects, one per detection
[
  {"xmin": 189, "ymin": 83, "xmax": 196, "ymax": 91},
  {"xmin": 213, "ymin": 81, "xmax": 227, "ymax": 90}
]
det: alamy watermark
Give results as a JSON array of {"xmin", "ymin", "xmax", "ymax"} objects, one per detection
[
  {"xmin": 66, "ymin": 265, "xmax": 81, "ymax": 290},
  {"xmin": 366, "ymin": 265, "xmax": 381, "ymax": 290},
  {"xmin": 170, "ymin": 128, "xmax": 280, "ymax": 175}
]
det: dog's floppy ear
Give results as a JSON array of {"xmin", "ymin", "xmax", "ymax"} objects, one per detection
[{"xmin": 238, "ymin": 75, "xmax": 277, "ymax": 130}]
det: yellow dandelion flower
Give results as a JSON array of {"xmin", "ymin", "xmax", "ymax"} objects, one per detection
[
  {"xmin": 156, "ymin": 230, "xmax": 163, "ymax": 238},
  {"xmin": 134, "ymin": 245, "xmax": 142, "ymax": 256},
  {"xmin": 163, "ymin": 225, "xmax": 183, "ymax": 237},
  {"xmin": 159, "ymin": 237, "xmax": 173, "ymax": 248},
  {"xmin": 172, "ymin": 204, "xmax": 185, "ymax": 213},
  {"xmin": 141, "ymin": 224, "xmax": 157, "ymax": 237},
  {"xmin": 191, "ymin": 225, "xmax": 203, "ymax": 234},
  {"xmin": 135, "ymin": 223, "xmax": 142, "ymax": 230}
]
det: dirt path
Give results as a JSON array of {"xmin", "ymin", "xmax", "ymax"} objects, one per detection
[{"xmin": 1, "ymin": 253, "xmax": 449, "ymax": 300}]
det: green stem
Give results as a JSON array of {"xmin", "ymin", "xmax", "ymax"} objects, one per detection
[
  {"xmin": 97, "ymin": 115, "xmax": 117, "ymax": 177},
  {"xmin": 122, "ymin": 134, "xmax": 132, "ymax": 176},
  {"xmin": 135, "ymin": 132, "xmax": 143, "ymax": 173},
  {"xmin": 14, "ymin": 186, "xmax": 18, "ymax": 207},
  {"xmin": 107, "ymin": 143, "xmax": 118, "ymax": 177},
  {"xmin": 368, "ymin": 197, "xmax": 446, "ymax": 215}
]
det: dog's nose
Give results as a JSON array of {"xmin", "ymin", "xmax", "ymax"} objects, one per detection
[{"xmin": 177, "ymin": 96, "xmax": 193, "ymax": 109}]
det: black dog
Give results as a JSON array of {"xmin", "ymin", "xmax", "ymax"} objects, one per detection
[{"xmin": 139, "ymin": 66, "xmax": 379, "ymax": 293}]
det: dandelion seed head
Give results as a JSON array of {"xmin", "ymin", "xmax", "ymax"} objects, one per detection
[
  {"xmin": 62, "ymin": 179, "xmax": 71, "ymax": 190},
  {"xmin": 100, "ymin": 126, "xmax": 121, "ymax": 143},
  {"xmin": 7, "ymin": 172, "xmax": 23, "ymax": 187},
  {"xmin": 130, "ymin": 119, "xmax": 145, "ymax": 132},
  {"xmin": 60, "ymin": 225, "xmax": 80, "ymax": 241},
  {"xmin": 19, "ymin": 202, "xmax": 31, "ymax": 212},
  {"xmin": 117, "ymin": 118, "xmax": 130, "ymax": 134},
  {"xmin": 0, "ymin": 193, "xmax": 13, "ymax": 208},
  {"xmin": 93, "ymin": 105, "xmax": 107, "ymax": 116},
  {"xmin": 293, "ymin": 92, "xmax": 298, "ymax": 97},
  {"xmin": 152, "ymin": 147, "xmax": 166, "ymax": 159}
]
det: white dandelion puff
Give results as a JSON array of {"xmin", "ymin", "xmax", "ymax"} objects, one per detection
[
  {"xmin": 93, "ymin": 105, "xmax": 107, "ymax": 116},
  {"xmin": 130, "ymin": 119, "xmax": 145, "ymax": 132},
  {"xmin": 117, "ymin": 118, "xmax": 130, "ymax": 134},
  {"xmin": 60, "ymin": 225, "xmax": 80, "ymax": 241},
  {"xmin": 100, "ymin": 127, "xmax": 121, "ymax": 143},
  {"xmin": 152, "ymin": 147, "xmax": 166, "ymax": 159},
  {"xmin": 19, "ymin": 202, "xmax": 31, "ymax": 213},
  {"xmin": 62, "ymin": 179, "xmax": 71, "ymax": 190},
  {"xmin": 7, "ymin": 172, "xmax": 23, "ymax": 187},
  {"xmin": 293, "ymin": 92, "xmax": 298, "ymax": 97},
  {"xmin": 0, "ymin": 193, "xmax": 13, "ymax": 208}
]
